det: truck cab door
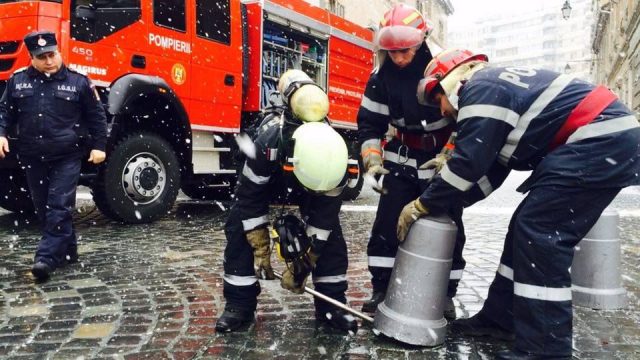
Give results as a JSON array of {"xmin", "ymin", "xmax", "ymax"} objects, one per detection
[
  {"xmin": 189, "ymin": 0, "xmax": 242, "ymax": 131},
  {"xmin": 66, "ymin": 0, "xmax": 145, "ymax": 86}
]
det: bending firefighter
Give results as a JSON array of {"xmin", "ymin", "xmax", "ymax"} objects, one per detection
[
  {"xmin": 402, "ymin": 49, "xmax": 640, "ymax": 359},
  {"xmin": 357, "ymin": 3, "xmax": 465, "ymax": 317},
  {"xmin": 216, "ymin": 70, "xmax": 358, "ymax": 334}
]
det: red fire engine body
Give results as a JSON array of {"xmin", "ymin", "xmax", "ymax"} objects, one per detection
[{"xmin": 0, "ymin": 0, "xmax": 373, "ymax": 222}]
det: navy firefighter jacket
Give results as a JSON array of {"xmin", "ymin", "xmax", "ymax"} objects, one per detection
[
  {"xmin": 357, "ymin": 43, "xmax": 453, "ymax": 162},
  {"xmin": 231, "ymin": 112, "xmax": 344, "ymax": 243},
  {"xmin": 422, "ymin": 66, "xmax": 640, "ymax": 214},
  {"xmin": 0, "ymin": 65, "xmax": 107, "ymax": 161}
]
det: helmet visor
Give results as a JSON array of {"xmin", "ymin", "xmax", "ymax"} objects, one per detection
[{"xmin": 376, "ymin": 25, "xmax": 425, "ymax": 50}]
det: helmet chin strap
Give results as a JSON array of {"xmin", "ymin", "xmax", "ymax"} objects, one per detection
[
  {"xmin": 441, "ymin": 61, "xmax": 488, "ymax": 111},
  {"xmin": 446, "ymin": 82, "xmax": 463, "ymax": 111}
]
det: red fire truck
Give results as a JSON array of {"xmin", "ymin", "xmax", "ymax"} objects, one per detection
[{"xmin": 0, "ymin": 0, "xmax": 373, "ymax": 223}]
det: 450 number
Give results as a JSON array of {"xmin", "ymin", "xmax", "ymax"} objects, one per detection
[{"xmin": 72, "ymin": 46, "xmax": 93, "ymax": 57}]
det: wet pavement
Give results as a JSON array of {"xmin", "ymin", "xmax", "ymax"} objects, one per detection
[{"xmin": 0, "ymin": 171, "xmax": 638, "ymax": 359}]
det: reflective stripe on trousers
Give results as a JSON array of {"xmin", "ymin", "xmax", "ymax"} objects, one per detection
[{"xmin": 480, "ymin": 185, "xmax": 620, "ymax": 357}]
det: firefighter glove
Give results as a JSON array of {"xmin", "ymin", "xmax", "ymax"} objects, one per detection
[
  {"xmin": 397, "ymin": 198, "xmax": 429, "ymax": 242},
  {"xmin": 280, "ymin": 251, "xmax": 319, "ymax": 294},
  {"xmin": 361, "ymin": 141, "xmax": 389, "ymax": 194},
  {"xmin": 419, "ymin": 152, "xmax": 450, "ymax": 174},
  {"xmin": 246, "ymin": 227, "xmax": 275, "ymax": 280},
  {"xmin": 419, "ymin": 132, "xmax": 456, "ymax": 175},
  {"xmin": 361, "ymin": 141, "xmax": 387, "ymax": 173}
]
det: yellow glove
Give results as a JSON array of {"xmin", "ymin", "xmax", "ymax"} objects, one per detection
[
  {"xmin": 246, "ymin": 227, "xmax": 275, "ymax": 280},
  {"xmin": 361, "ymin": 141, "xmax": 388, "ymax": 174},
  {"xmin": 361, "ymin": 141, "xmax": 389, "ymax": 193},
  {"xmin": 419, "ymin": 133, "xmax": 456, "ymax": 174},
  {"xmin": 280, "ymin": 251, "xmax": 319, "ymax": 294},
  {"xmin": 419, "ymin": 152, "xmax": 450, "ymax": 174},
  {"xmin": 396, "ymin": 198, "xmax": 429, "ymax": 242}
]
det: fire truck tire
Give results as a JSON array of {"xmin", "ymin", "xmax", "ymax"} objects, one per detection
[
  {"xmin": 92, "ymin": 133, "xmax": 180, "ymax": 223},
  {"xmin": 342, "ymin": 158, "xmax": 364, "ymax": 200},
  {"xmin": 0, "ymin": 169, "xmax": 36, "ymax": 216}
]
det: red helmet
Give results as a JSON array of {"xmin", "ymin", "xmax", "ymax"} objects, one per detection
[
  {"xmin": 418, "ymin": 49, "xmax": 488, "ymax": 105},
  {"xmin": 376, "ymin": 4, "xmax": 432, "ymax": 51}
]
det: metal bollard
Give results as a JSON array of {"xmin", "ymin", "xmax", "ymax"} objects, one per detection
[
  {"xmin": 571, "ymin": 207, "xmax": 627, "ymax": 310},
  {"xmin": 374, "ymin": 215, "xmax": 457, "ymax": 346}
]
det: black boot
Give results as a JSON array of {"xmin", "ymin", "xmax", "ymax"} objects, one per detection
[
  {"xmin": 215, "ymin": 308, "xmax": 254, "ymax": 333},
  {"xmin": 61, "ymin": 249, "xmax": 79, "ymax": 267},
  {"xmin": 449, "ymin": 312, "xmax": 514, "ymax": 341},
  {"xmin": 31, "ymin": 262, "xmax": 53, "ymax": 282},
  {"xmin": 495, "ymin": 349, "xmax": 571, "ymax": 360},
  {"xmin": 444, "ymin": 297, "xmax": 456, "ymax": 320},
  {"xmin": 66, "ymin": 248, "xmax": 79, "ymax": 264},
  {"xmin": 361, "ymin": 291, "xmax": 385, "ymax": 313},
  {"xmin": 316, "ymin": 308, "xmax": 358, "ymax": 335}
]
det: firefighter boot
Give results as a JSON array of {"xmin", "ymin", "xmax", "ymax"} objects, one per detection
[
  {"xmin": 67, "ymin": 246, "xmax": 79, "ymax": 264},
  {"xmin": 215, "ymin": 308, "xmax": 255, "ymax": 333},
  {"xmin": 316, "ymin": 308, "xmax": 358, "ymax": 335},
  {"xmin": 361, "ymin": 291, "xmax": 385, "ymax": 313},
  {"xmin": 444, "ymin": 297, "xmax": 456, "ymax": 320},
  {"xmin": 62, "ymin": 247, "xmax": 79, "ymax": 267},
  {"xmin": 495, "ymin": 349, "xmax": 571, "ymax": 360},
  {"xmin": 31, "ymin": 262, "xmax": 53, "ymax": 282},
  {"xmin": 449, "ymin": 311, "xmax": 515, "ymax": 341}
]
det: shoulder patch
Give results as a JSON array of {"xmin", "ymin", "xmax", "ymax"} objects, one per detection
[{"xmin": 67, "ymin": 66, "xmax": 89, "ymax": 78}]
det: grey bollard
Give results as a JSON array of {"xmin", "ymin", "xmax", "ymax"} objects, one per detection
[
  {"xmin": 374, "ymin": 215, "xmax": 457, "ymax": 346},
  {"xmin": 571, "ymin": 207, "xmax": 627, "ymax": 310}
]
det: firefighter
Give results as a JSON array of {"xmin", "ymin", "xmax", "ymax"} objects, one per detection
[
  {"xmin": 402, "ymin": 49, "xmax": 640, "ymax": 359},
  {"xmin": 357, "ymin": 3, "xmax": 465, "ymax": 318},
  {"xmin": 215, "ymin": 70, "xmax": 358, "ymax": 334},
  {"xmin": 0, "ymin": 30, "xmax": 107, "ymax": 282}
]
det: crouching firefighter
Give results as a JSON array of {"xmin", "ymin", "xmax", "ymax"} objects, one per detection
[{"xmin": 215, "ymin": 69, "xmax": 359, "ymax": 334}]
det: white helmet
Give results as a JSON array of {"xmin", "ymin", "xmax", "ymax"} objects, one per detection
[
  {"xmin": 278, "ymin": 69, "xmax": 329, "ymax": 122},
  {"xmin": 290, "ymin": 122, "xmax": 348, "ymax": 192}
]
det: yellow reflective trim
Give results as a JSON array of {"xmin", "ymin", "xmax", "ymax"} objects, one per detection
[{"xmin": 403, "ymin": 12, "xmax": 420, "ymax": 25}]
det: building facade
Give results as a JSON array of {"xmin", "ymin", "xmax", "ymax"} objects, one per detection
[
  {"xmin": 592, "ymin": 0, "xmax": 640, "ymax": 114},
  {"xmin": 448, "ymin": 0, "xmax": 594, "ymax": 81},
  {"xmin": 312, "ymin": 0, "xmax": 454, "ymax": 48}
]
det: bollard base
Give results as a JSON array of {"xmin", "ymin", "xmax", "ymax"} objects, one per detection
[
  {"xmin": 374, "ymin": 301, "xmax": 447, "ymax": 346},
  {"xmin": 572, "ymin": 287, "xmax": 627, "ymax": 310}
]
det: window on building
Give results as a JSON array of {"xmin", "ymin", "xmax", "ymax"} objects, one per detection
[
  {"xmin": 329, "ymin": 0, "xmax": 344, "ymax": 18},
  {"xmin": 196, "ymin": 0, "xmax": 231, "ymax": 44},
  {"xmin": 154, "ymin": 0, "xmax": 186, "ymax": 32}
]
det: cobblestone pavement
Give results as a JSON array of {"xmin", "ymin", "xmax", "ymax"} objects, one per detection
[{"xmin": 0, "ymin": 172, "xmax": 638, "ymax": 359}]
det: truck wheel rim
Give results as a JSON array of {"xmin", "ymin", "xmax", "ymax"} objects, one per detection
[{"xmin": 121, "ymin": 152, "xmax": 166, "ymax": 204}]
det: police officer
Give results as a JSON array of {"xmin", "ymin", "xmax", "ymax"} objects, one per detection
[
  {"xmin": 401, "ymin": 49, "xmax": 640, "ymax": 359},
  {"xmin": 0, "ymin": 31, "xmax": 108, "ymax": 282},
  {"xmin": 215, "ymin": 70, "xmax": 358, "ymax": 334},
  {"xmin": 357, "ymin": 3, "xmax": 465, "ymax": 317}
]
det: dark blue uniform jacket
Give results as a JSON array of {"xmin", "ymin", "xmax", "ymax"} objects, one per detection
[
  {"xmin": 422, "ymin": 66, "xmax": 640, "ymax": 214},
  {"xmin": 0, "ymin": 65, "xmax": 107, "ymax": 161}
]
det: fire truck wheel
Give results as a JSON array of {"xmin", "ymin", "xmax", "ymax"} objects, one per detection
[
  {"xmin": 0, "ymin": 169, "xmax": 36, "ymax": 216},
  {"xmin": 92, "ymin": 133, "xmax": 180, "ymax": 223},
  {"xmin": 342, "ymin": 158, "xmax": 364, "ymax": 201}
]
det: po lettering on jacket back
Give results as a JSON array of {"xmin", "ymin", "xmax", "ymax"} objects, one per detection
[{"xmin": 498, "ymin": 67, "xmax": 537, "ymax": 89}]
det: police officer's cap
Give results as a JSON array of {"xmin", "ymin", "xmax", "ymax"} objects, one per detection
[{"xmin": 24, "ymin": 30, "xmax": 58, "ymax": 57}]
